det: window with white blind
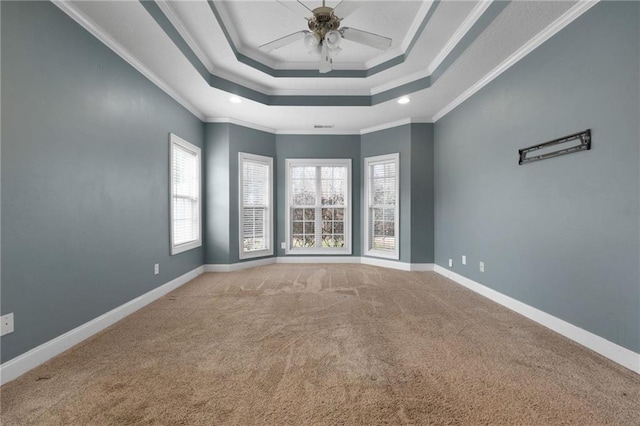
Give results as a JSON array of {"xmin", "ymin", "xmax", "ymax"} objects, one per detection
[
  {"xmin": 364, "ymin": 153, "xmax": 399, "ymax": 259},
  {"xmin": 285, "ymin": 159, "xmax": 352, "ymax": 255},
  {"xmin": 170, "ymin": 134, "xmax": 201, "ymax": 255},
  {"xmin": 239, "ymin": 152, "xmax": 273, "ymax": 259}
]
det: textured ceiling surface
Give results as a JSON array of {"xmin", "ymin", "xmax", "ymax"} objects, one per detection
[
  {"xmin": 216, "ymin": 1, "xmax": 425, "ymax": 68},
  {"xmin": 61, "ymin": 0, "xmax": 587, "ymax": 132}
]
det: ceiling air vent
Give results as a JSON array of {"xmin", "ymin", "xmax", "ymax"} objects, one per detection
[{"xmin": 314, "ymin": 124, "xmax": 335, "ymax": 129}]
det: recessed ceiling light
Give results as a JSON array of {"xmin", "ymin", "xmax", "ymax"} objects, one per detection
[
  {"xmin": 397, "ymin": 96, "xmax": 410, "ymax": 104},
  {"xmin": 230, "ymin": 96, "xmax": 242, "ymax": 104}
]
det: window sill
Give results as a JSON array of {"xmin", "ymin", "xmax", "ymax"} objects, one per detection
[{"xmin": 171, "ymin": 240, "xmax": 202, "ymax": 255}]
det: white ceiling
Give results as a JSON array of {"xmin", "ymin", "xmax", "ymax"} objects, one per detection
[
  {"xmin": 216, "ymin": 1, "xmax": 427, "ymax": 69},
  {"xmin": 60, "ymin": 0, "xmax": 593, "ymax": 134}
]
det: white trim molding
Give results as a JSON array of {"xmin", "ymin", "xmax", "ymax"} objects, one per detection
[
  {"xmin": 363, "ymin": 153, "xmax": 401, "ymax": 260},
  {"xmin": 284, "ymin": 158, "xmax": 353, "ymax": 256},
  {"xmin": 0, "ymin": 266, "xmax": 204, "ymax": 386},
  {"xmin": 433, "ymin": 265, "xmax": 640, "ymax": 374},
  {"xmin": 432, "ymin": 0, "xmax": 600, "ymax": 122},
  {"xmin": 205, "ymin": 117, "xmax": 277, "ymax": 134},
  {"xmin": 427, "ymin": 0, "xmax": 494, "ymax": 74},
  {"xmin": 205, "ymin": 257, "xmax": 276, "ymax": 272},
  {"xmin": 169, "ymin": 134, "xmax": 202, "ymax": 255},
  {"xmin": 238, "ymin": 152, "xmax": 274, "ymax": 260},
  {"xmin": 276, "ymin": 256, "xmax": 360, "ymax": 265},
  {"xmin": 51, "ymin": 0, "xmax": 205, "ymax": 121},
  {"xmin": 360, "ymin": 256, "xmax": 433, "ymax": 272},
  {"xmin": 206, "ymin": 257, "xmax": 432, "ymax": 271}
]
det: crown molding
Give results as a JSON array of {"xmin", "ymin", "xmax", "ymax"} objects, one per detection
[
  {"xmin": 428, "ymin": 0, "xmax": 493, "ymax": 74},
  {"xmin": 360, "ymin": 117, "xmax": 433, "ymax": 135},
  {"xmin": 276, "ymin": 128, "xmax": 361, "ymax": 136},
  {"xmin": 432, "ymin": 0, "xmax": 600, "ymax": 122},
  {"xmin": 52, "ymin": 0, "xmax": 205, "ymax": 121},
  {"xmin": 370, "ymin": 69, "xmax": 430, "ymax": 96},
  {"xmin": 204, "ymin": 117, "xmax": 434, "ymax": 136},
  {"xmin": 155, "ymin": 0, "xmax": 215, "ymax": 73},
  {"xmin": 360, "ymin": 118, "xmax": 412, "ymax": 135},
  {"xmin": 205, "ymin": 117, "xmax": 277, "ymax": 134}
]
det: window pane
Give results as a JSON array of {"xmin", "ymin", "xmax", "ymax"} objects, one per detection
[
  {"xmin": 240, "ymin": 154, "xmax": 272, "ymax": 256},
  {"xmin": 242, "ymin": 207, "xmax": 266, "ymax": 252},
  {"xmin": 243, "ymin": 162, "xmax": 269, "ymax": 206},
  {"xmin": 321, "ymin": 166, "xmax": 346, "ymax": 206},
  {"xmin": 304, "ymin": 208, "xmax": 315, "ymax": 220},
  {"xmin": 288, "ymin": 161, "xmax": 350, "ymax": 252},
  {"xmin": 171, "ymin": 138, "xmax": 200, "ymax": 251},
  {"xmin": 292, "ymin": 178, "xmax": 315, "ymax": 206},
  {"xmin": 367, "ymin": 156, "xmax": 398, "ymax": 255},
  {"xmin": 292, "ymin": 208, "xmax": 303, "ymax": 220}
]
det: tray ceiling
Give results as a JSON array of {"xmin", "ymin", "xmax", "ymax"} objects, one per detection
[{"xmin": 59, "ymin": 0, "xmax": 593, "ymax": 133}]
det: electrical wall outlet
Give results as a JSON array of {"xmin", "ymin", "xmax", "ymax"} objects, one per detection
[
  {"xmin": 479, "ymin": 261, "xmax": 485, "ymax": 272},
  {"xmin": 154, "ymin": 263, "xmax": 159, "ymax": 275},
  {"xmin": 448, "ymin": 259, "xmax": 453, "ymax": 268},
  {"xmin": 462, "ymin": 255, "xmax": 466, "ymax": 265},
  {"xmin": 1, "ymin": 313, "xmax": 14, "ymax": 336},
  {"xmin": 281, "ymin": 242, "xmax": 286, "ymax": 249}
]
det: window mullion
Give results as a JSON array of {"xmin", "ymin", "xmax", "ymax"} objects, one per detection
[{"xmin": 315, "ymin": 166, "xmax": 322, "ymax": 248}]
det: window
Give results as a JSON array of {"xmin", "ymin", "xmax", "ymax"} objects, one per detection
[
  {"xmin": 239, "ymin": 153, "xmax": 273, "ymax": 259},
  {"xmin": 364, "ymin": 153, "xmax": 399, "ymax": 259},
  {"xmin": 285, "ymin": 159, "xmax": 352, "ymax": 254},
  {"xmin": 170, "ymin": 134, "xmax": 201, "ymax": 255}
]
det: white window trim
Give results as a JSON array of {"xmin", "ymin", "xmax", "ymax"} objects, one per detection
[
  {"xmin": 170, "ymin": 133, "xmax": 202, "ymax": 255},
  {"xmin": 238, "ymin": 152, "xmax": 274, "ymax": 260},
  {"xmin": 363, "ymin": 153, "xmax": 400, "ymax": 260},
  {"xmin": 285, "ymin": 158, "xmax": 352, "ymax": 255}
]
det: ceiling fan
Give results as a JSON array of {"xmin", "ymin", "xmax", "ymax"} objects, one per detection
[{"xmin": 259, "ymin": 0, "xmax": 393, "ymax": 74}]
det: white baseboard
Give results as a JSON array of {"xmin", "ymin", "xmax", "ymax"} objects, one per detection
[
  {"xmin": 276, "ymin": 256, "xmax": 361, "ymax": 264},
  {"xmin": 433, "ymin": 265, "xmax": 640, "ymax": 374},
  {"xmin": 204, "ymin": 257, "xmax": 276, "ymax": 272},
  {"xmin": 0, "ymin": 266, "xmax": 204, "ymax": 386},
  {"xmin": 206, "ymin": 256, "xmax": 433, "ymax": 272},
  {"xmin": 410, "ymin": 263, "xmax": 435, "ymax": 272},
  {"xmin": 361, "ymin": 256, "xmax": 411, "ymax": 270}
]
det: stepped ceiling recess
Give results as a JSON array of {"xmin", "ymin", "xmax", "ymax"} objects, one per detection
[{"xmin": 57, "ymin": 0, "xmax": 595, "ymax": 133}]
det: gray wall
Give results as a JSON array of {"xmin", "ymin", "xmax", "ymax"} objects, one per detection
[
  {"xmin": 1, "ymin": 1, "xmax": 204, "ymax": 362},
  {"xmin": 434, "ymin": 2, "xmax": 639, "ymax": 352},
  {"xmin": 276, "ymin": 135, "xmax": 362, "ymax": 257},
  {"xmin": 203, "ymin": 123, "xmax": 276, "ymax": 264},
  {"xmin": 228, "ymin": 125, "xmax": 277, "ymax": 263},
  {"xmin": 410, "ymin": 124, "xmax": 435, "ymax": 263},
  {"xmin": 204, "ymin": 123, "xmax": 231, "ymax": 264},
  {"xmin": 361, "ymin": 124, "xmax": 435, "ymax": 263}
]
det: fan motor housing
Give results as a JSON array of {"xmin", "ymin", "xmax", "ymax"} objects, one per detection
[{"xmin": 308, "ymin": 6, "xmax": 340, "ymax": 35}]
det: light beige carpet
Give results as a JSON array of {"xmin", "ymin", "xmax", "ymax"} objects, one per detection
[{"xmin": 1, "ymin": 265, "xmax": 638, "ymax": 425}]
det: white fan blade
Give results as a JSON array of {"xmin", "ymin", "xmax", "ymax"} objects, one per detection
[
  {"xmin": 319, "ymin": 43, "xmax": 332, "ymax": 73},
  {"xmin": 259, "ymin": 30, "xmax": 309, "ymax": 52},
  {"xmin": 333, "ymin": 0, "xmax": 360, "ymax": 20},
  {"xmin": 340, "ymin": 27, "xmax": 392, "ymax": 50},
  {"xmin": 276, "ymin": 0, "xmax": 313, "ymax": 19}
]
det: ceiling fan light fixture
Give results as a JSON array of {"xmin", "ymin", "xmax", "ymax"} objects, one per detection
[
  {"xmin": 397, "ymin": 96, "xmax": 410, "ymax": 104},
  {"xmin": 325, "ymin": 30, "xmax": 341, "ymax": 49},
  {"xmin": 304, "ymin": 32, "xmax": 320, "ymax": 51}
]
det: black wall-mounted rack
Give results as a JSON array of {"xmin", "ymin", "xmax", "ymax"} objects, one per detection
[{"xmin": 519, "ymin": 129, "xmax": 591, "ymax": 165}]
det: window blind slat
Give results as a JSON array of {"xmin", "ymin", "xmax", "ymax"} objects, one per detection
[
  {"xmin": 241, "ymin": 155, "xmax": 271, "ymax": 254},
  {"xmin": 172, "ymin": 141, "xmax": 200, "ymax": 248}
]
